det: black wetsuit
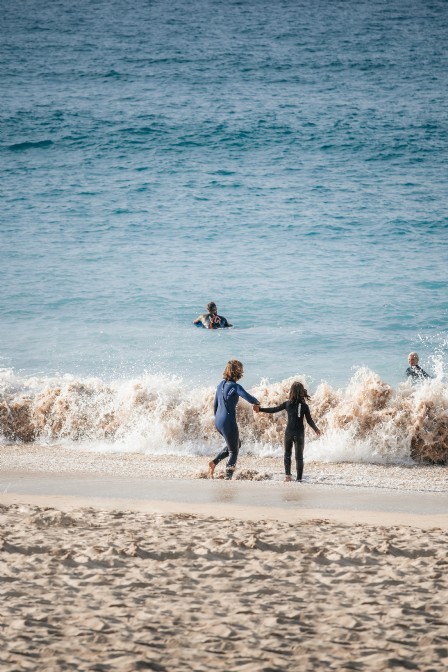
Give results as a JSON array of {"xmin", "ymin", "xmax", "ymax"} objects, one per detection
[
  {"xmin": 406, "ymin": 365, "xmax": 431, "ymax": 382},
  {"xmin": 193, "ymin": 313, "xmax": 232, "ymax": 328},
  {"xmin": 259, "ymin": 400, "xmax": 318, "ymax": 481}
]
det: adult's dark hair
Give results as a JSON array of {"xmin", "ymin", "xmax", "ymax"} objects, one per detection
[
  {"xmin": 289, "ymin": 381, "xmax": 310, "ymax": 403},
  {"xmin": 223, "ymin": 359, "xmax": 243, "ymax": 381},
  {"xmin": 207, "ymin": 301, "xmax": 217, "ymax": 313}
]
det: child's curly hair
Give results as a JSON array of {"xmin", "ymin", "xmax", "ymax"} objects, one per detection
[{"xmin": 223, "ymin": 359, "xmax": 244, "ymax": 381}]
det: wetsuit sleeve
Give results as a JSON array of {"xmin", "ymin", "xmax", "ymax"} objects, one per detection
[
  {"xmin": 304, "ymin": 403, "xmax": 319, "ymax": 431},
  {"xmin": 259, "ymin": 402, "xmax": 287, "ymax": 413},
  {"xmin": 214, "ymin": 388, "xmax": 219, "ymax": 415},
  {"xmin": 235, "ymin": 383, "xmax": 259, "ymax": 405},
  {"xmin": 193, "ymin": 313, "xmax": 208, "ymax": 325}
]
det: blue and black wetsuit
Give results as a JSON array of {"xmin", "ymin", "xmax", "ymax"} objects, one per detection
[
  {"xmin": 259, "ymin": 400, "xmax": 319, "ymax": 481},
  {"xmin": 193, "ymin": 313, "xmax": 232, "ymax": 328},
  {"xmin": 406, "ymin": 365, "xmax": 431, "ymax": 382},
  {"xmin": 211, "ymin": 379, "xmax": 259, "ymax": 479}
]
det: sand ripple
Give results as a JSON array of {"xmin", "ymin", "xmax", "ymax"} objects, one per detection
[{"xmin": 0, "ymin": 504, "xmax": 447, "ymax": 671}]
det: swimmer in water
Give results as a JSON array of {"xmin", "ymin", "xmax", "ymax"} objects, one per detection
[
  {"xmin": 406, "ymin": 352, "xmax": 431, "ymax": 382},
  {"xmin": 193, "ymin": 301, "xmax": 232, "ymax": 329}
]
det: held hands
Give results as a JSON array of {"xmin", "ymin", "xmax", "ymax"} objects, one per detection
[{"xmin": 253, "ymin": 404, "xmax": 260, "ymax": 414}]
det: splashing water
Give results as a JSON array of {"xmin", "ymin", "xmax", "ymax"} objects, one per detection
[{"xmin": 1, "ymin": 367, "xmax": 447, "ymax": 464}]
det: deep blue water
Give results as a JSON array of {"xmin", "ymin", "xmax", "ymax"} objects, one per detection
[{"xmin": 1, "ymin": 0, "xmax": 447, "ymax": 389}]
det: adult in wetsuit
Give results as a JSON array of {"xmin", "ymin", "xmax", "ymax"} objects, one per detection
[
  {"xmin": 193, "ymin": 301, "xmax": 233, "ymax": 329},
  {"xmin": 257, "ymin": 381, "xmax": 321, "ymax": 482},
  {"xmin": 208, "ymin": 359, "xmax": 259, "ymax": 480},
  {"xmin": 406, "ymin": 352, "xmax": 431, "ymax": 382}
]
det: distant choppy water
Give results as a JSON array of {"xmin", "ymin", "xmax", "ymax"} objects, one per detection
[{"xmin": 1, "ymin": 0, "xmax": 448, "ymax": 395}]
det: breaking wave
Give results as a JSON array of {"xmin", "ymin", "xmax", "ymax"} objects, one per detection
[{"xmin": 1, "ymin": 367, "xmax": 447, "ymax": 464}]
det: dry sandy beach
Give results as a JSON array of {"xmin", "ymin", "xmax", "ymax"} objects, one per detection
[{"xmin": 1, "ymin": 446, "xmax": 447, "ymax": 671}]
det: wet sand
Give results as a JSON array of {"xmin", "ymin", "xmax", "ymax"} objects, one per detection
[
  {"xmin": 0, "ymin": 446, "xmax": 447, "ymax": 670},
  {"xmin": 1, "ymin": 470, "xmax": 448, "ymax": 530},
  {"xmin": 1, "ymin": 443, "xmax": 447, "ymax": 490}
]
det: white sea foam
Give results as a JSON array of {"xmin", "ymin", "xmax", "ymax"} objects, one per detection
[{"xmin": 1, "ymin": 367, "xmax": 447, "ymax": 465}]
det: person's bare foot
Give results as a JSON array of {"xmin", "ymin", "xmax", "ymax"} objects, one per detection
[
  {"xmin": 284, "ymin": 475, "xmax": 292, "ymax": 482},
  {"xmin": 208, "ymin": 461, "xmax": 215, "ymax": 479}
]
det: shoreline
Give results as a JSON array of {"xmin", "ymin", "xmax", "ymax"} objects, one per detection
[
  {"xmin": 0, "ymin": 443, "xmax": 447, "ymax": 490},
  {"xmin": 1, "ymin": 491, "xmax": 447, "ymax": 531},
  {"xmin": 1, "ymin": 445, "xmax": 447, "ymax": 530}
]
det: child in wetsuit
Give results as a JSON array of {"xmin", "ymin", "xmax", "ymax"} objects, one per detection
[
  {"xmin": 209, "ymin": 359, "xmax": 260, "ymax": 480},
  {"xmin": 256, "ymin": 382, "xmax": 321, "ymax": 482}
]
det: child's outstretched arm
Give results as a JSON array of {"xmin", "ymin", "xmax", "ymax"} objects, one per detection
[
  {"xmin": 258, "ymin": 402, "xmax": 287, "ymax": 414},
  {"xmin": 304, "ymin": 405, "xmax": 321, "ymax": 435}
]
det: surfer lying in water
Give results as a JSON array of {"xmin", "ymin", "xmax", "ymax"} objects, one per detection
[
  {"xmin": 254, "ymin": 381, "xmax": 321, "ymax": 482},
  {"xmin": 193, "ymin": 301, "xmax": 232, "ymax": 329},
  {"xmin": 406, "ymin": 352, "xmax": 432, "ymax": 382}
]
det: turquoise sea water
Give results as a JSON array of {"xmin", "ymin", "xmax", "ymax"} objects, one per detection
[{"xmin": 1, "ymin": 0, "xmax": 448, "ymax": 457}]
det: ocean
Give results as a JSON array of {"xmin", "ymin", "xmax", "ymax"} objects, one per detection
[{"xmin": 1, "ymin": 0, "xmax": 447, "ymax": 462}]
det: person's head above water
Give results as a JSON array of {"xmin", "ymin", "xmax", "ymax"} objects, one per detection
[
  {"xmin": 207, "ymin": 301, "xmax": 217, "ymax": 315},
  {"xmin": 289, "ymin": 381, "xmax": 311, "ymax": 403},
  {"xmin": 408, "ymin": 352, "xmax": 419, "ymax": 367},
  {"xmin": 223, "ymin": 359, "xmax": 244, "ymax": 382}
]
